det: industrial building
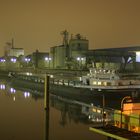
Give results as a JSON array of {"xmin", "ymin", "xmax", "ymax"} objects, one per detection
[
  {"xmin": 4, "ymin": 39, "xmax": 24, "ymax": 57},
  {"xmin": 2, "ymin": 32, "xmax": 140, "ymax": 72},
  {"xmin": 50, "ymin": 31, "xmax": 88, "ymax": 69},
  {"xmin": 49, "ymin": 30, "xmax": 140, "ymax": 71}
]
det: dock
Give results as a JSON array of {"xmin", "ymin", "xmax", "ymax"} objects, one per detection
[{"xmin": 89, "ymin": 125, "xmax": 140, "ymax": 140}]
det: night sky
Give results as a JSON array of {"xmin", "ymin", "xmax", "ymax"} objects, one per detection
[{"xmin": 0, "ymin": 0, "xmax": 140, "ymax": 56}]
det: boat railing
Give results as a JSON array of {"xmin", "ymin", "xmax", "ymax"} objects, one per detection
[{"xmin": 89, "ymin": 68, "xmax": 118, "ymax": 75}]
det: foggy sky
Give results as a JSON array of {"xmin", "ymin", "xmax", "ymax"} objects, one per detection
[{"xmin": 0, "ymin": 0, "xmax": 140, "ymax": 56}]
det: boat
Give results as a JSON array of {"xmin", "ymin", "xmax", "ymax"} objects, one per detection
[
  {"xmin": 76, "ymin": 67, "xmax": 140, "ymax": 93},
  {"xmin": 6, "ymin": 69, "xmax": 140, "ymax": 99}
]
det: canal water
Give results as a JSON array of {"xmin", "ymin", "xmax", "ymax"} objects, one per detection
[{"xmin": 0, "ymin": 79, "xmax": 108, "ymax": 140}]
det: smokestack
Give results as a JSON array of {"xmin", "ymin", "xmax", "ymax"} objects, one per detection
[{"xmin": 12, "ymin": 38, "xmax": 14, "ymax": 48}]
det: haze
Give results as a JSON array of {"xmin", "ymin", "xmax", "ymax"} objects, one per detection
[{"xmin": 0, "ymin": 0, "xmax": 140, "ymax": 56}]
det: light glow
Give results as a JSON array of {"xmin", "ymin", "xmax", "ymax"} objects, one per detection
[
  {"xmin": 0, "ymin": 84, "xmax": 5, "ymax": 90},
  {"xmin": 136, "ymin": 52, "xmax": 140, "ymax": 62},
  {"xmin": 24, "ymin": 92, "xmax": 30, "ymax": 98},
  {"xmin": 11, "ymin": 58, "xmax": 17, "ymax": 63},
  {"xmin": 10, "ymin": 88, "xmax": 16, "ymax": 93}
]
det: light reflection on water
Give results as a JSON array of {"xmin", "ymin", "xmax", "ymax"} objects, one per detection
[{"xmin": 0, "ymin": 80, "xmax": 107, "ymax": 140}]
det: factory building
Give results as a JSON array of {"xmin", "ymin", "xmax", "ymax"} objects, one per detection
[
  {"xmin": 50, "ymin": 31, "xmax": 88, "ymax": 69},
  {"xmin": 49, "ymin": 31, "xmax": 140, "ymax": 71}
]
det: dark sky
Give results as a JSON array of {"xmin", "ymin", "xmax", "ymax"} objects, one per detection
[{"xmin": 0, "ymin": 0, "xmax": 140, "ymax": 56}]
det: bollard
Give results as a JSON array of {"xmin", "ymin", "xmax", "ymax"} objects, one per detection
[
  {"xmin": 44, "ymin": 74, "xmax": 50, "ymax": 110},
  {"xmin": 44, "ymin": 109, "xmax": 50, "ymax": 140}
]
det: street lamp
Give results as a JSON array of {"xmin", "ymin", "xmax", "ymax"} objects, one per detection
[
  {"xmin": 120, "ymin": 96, "xmax": 132, "ymax": 128},
  {"xmin": 11, "ymin": 58, "xmax": 17, "ymax": 63},
  {"xmin": 45, "ymin": 57, "xmax": 52, "ymax": 68},
  {"xmin": 25, "ymin": 58, "xmax": 31, "ymax": 63},
  {"xmin": 0, "ymin": 59, "xmax": 6, "ymax": 62},
  {"xmin": 76, "ymin": 57, "xmax": 85, "ymax": 69}
]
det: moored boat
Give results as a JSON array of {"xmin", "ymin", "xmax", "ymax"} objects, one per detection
[{"xmin": 76, "ymin": 68, "xmax": 140, "ymax": 93}]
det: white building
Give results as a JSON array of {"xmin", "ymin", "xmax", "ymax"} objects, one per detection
[{"xmin": 8, "ymin": 48, "xmax": 24, "ymax": 57}]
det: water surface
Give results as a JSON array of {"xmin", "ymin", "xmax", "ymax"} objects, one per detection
[{"xmin": 0, "ymin": 79, "xmax": 107, "ymax": 140}]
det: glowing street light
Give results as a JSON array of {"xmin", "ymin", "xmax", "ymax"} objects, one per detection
[
  {"xmin": 11, "ymin": 58, "xmax": 17, "ymax": 63},
  {"xmin": 25, "ymin": 58, "xmax": 31, "ymax": 63},
  {"xmin": 77, "ymin": 57, "xmax": 80, "ymax": 61},
  {"xmin": 0, "ymin": 59, "xmax": 6, "ymax": 62},
  {"xmin": 45, "ymin": 57, "xmax": 49, "ymax": 61},
  {"xmin": 76, "ymin": 57, "xmax": 85, "ymax": 69},
  {"xmin": 45, "ymin": 57, "xmax": 52, "ymax": 68}
]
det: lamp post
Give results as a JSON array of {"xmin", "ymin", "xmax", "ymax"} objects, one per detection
[
  {"xmin": 120, "ymin": 96, "xmax": 131, "ymax": 128},
  {"xmin": 76, "ymin": 57, "xmax": 85, "ymax": 69},
  {"xmin": 25, "ymin": 58, "xmax": 31, "ymax": 63},
  {"xmin": 11, "ymin": 58, "xmax": 17, "ymax": 63},
  {"xmin": 45, "ymin": 57, "xmax": 52, "ymax": 68}
]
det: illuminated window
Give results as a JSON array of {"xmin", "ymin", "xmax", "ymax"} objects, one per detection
[
  {"xmin": 136, "ymin": 52, "xmax": 140, "ymax": 62},
  {"xmin": 98, "ymin": 81, "xmax": 102, "ymax": 85},
  {"xmin": 93, "ymin": 81, "xmax": 97, "ymax": 85},
  {"xmin": 97, "ymin": 109, "xmax": 101, "ymax": 113},
  {"xmin": 104, "ymin": 82, "xmax": 107, "ymax": 86},
  {"xmin": 92, "ymin": 108, "xmax": 96, "ymax": 112}
]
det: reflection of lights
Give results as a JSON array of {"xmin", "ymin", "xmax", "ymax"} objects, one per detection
[
  {"xmin": 10, "ymin": 88, "xmax": 16, "ymax": 93},
  {"xmin": 24, "ymin": 92, "xmax": 30, "ymax": 98},
  {"xmin": 13, "ymin": 96, "xmax": 16, "ymax": 101},
  {"xmin": 0, "ymin": 84, "xmax": 5, "ymax": 90}
]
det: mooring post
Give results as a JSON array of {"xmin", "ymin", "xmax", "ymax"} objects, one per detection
[
  {"xmin": 44, "ymin": 74, "xmax": 50, "ymax": 110},
  {"xmin": 44, "ymin": 109, "xmax": 50, "ymax": 140}
]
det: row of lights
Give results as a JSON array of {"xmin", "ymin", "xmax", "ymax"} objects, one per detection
[
  {"xmin": 0, "ymin": 84, "xmax": 30, "ymax": 99},
  {"xmin": 0, "ymin": 59, "xmax": 6, "ymax": 62},
  {"xmin": 0, "ymin": 58, "xmax": 17, "ymax": 63},
  {"xmin": 1, "ymin": 57, "xmax": 85, "ymax": 63},
  {"xmin": 0, "ymin": 56, "xmax": 52, "ymax": 63}
]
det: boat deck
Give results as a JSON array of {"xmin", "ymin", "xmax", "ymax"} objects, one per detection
[
  {"xmin": 89, "ymin": 125, "xmax": 140, "ymax": 140},
  {"xmin": 74, "ymin": 85, "xmax": 140, "ymax": 90}
]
